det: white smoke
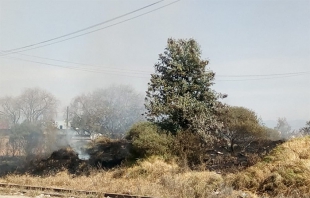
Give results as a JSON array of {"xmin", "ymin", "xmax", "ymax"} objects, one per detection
[{"xmin": 64, "ymin": 129, "xmax": 91, "ymax": 160}]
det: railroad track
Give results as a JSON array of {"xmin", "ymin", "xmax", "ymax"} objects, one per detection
[{"xmin": 0, "ymin": 183, "xmax": 153, "ymax": 198}]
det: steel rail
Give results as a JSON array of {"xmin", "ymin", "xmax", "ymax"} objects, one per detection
[{"xmin": 0, "ymin": 183, "xmax": 153, "ymax": 198}]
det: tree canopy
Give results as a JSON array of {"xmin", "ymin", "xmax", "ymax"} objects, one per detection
[
  {"xmin": 218, "ymin": 106, "xmax": 265, "ymax": 152},
  {"xmin": 145, "ymin": 38, "xmax": 225, "ymax": 135}
]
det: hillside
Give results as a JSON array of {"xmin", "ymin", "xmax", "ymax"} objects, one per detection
[{"xmin": 228, "ymin": 136, "xmax": 310, "ymax": 197}]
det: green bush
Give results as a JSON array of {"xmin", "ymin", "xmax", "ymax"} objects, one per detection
[{"xmin": 126, "ymin": 122, "xmax": 173, "ymax": 159}]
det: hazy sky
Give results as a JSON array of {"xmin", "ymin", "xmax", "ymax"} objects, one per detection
[{"xmin": 0, "ymin": 0, "xmax": 309, "ymax": 122}]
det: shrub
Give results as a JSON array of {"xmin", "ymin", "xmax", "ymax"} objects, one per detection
[
  {"xmin": 172, "ymin": 130, "xmax": 209, "ymax": 169},
  {"xmin": 126, "ymin": 122, "xmax": 173, "ymax": 159}
]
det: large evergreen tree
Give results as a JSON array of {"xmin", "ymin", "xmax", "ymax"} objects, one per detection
[{"xmin": 145, "ymin": 38, "xmax": 226, "ymax": 135}]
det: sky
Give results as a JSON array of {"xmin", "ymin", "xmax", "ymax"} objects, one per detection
[{"xmin": 0, "ymin": 0, "xmax": 309, "ymax": 125}]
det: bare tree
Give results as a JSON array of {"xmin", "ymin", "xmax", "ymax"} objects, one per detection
[
  {"xmin": 0, "ymin": 88, "xmax": 58, "ymax": 157},
  {"xmin": 69, "ymin": 93, "xmax": 100, "ymax": 134},
  {"xmin": 96, "ymin": 85, "xmax": 145, "ymax": 136},
  {"xmin": 0, "ymin": 96, "xmax": 21, "ymax": 126},
  {"xmin": 69, "ymin": 85, "xmax": 145, "ymax": 138},
  {"xmin": 19, "ymin": 88, "xmax": 58, "ymax": 123},
  {"xmin": 274, "ymin": 117, "xmax": 292, "ymax": 139}
]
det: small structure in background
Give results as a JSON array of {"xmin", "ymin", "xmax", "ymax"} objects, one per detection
[
  {"xmin": 54, "ymin": 120, "xmax": 91, "ymax": 160},
  {"xmin": 54, "ymin": 120, "xmax": 71, "ymax": 130}
]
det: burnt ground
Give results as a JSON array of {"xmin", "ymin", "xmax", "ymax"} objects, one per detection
[
  {"xmin": 0, "ymin": 139, "xmax": 285, "ymax": 177},
  {"xmin": 86, "ymin": 138, "xmax": 131, "ymax": 169},
  {"xmin": 205, "ymin": 139, "xmax": 285, "ymax": 173},
  {"xmin": 23, "ymin": 148, "xmax": 91, "ymax": 176},
  {"xmin": 0, "ymin": 138, "xmax": 131, "ymax": 177},
  {"xmin": 20, "ymin": 139, "xmax": 131, "ymax": 176},
  {"xmin": 0, "ymin": 156, "xmax": 25, "ymax": 176},
  {"xmin": 0, "ymin": 148, "xmax": 90, "ymax": 177}
]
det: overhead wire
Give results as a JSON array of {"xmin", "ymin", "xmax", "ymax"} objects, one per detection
[
  {"xmin": 0, "ymin": 0, "xmax": 181, "ymax": 56},
  {"xmin": 216, "ymin": 71, "xmax": 310, "ymax": 77},
  {"xmin": 2, "ymin": 51, "xmax": 309, "ymax": 80},
  {"xmin": 1, "ymin": 55, "xmax": 309, "ymax": 81},
  {"xmin": 1, "ymin": 56, "xmax": 151, "ymax": 78},
  {"xmin": 0, "ymin": 0, "xmax": 165, "ymax": 54},
  {"xmin": 0, "ymin": 0, "xmax": 176, "ymax": 74},
  {"xmin": 215, "ymin": 73, "xmax": 309, "ymax": 81},
  {"xmin": 0, "ymin": 0, "xmax": 308, "ymax": 81},
  {"xmin": 9, "ymin": 53, "xmax": 153, "ymax": 73}
]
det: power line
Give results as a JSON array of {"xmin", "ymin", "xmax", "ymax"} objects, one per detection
[
  {"xmin": 1, "ymin": 1, "xmax": 307, "ymax": 82},
  {"xmin": 0, "ymin": 0, "xmax": 165, "ymax": 54},
  {"xmin": 4, "ymin": 52, "xmax": 310, "ymax": 79},
  {"xmin": 217, "ymin": 71, "xmax": 310, "ymax": 77},
  {"xmin": 2, "ymin": 55, "xmax": 309, "ymax": 81},
  {"xmin": 1, "ymin": 56, "xmax": 151, "ymax": 78},
  {"xmin": 0, "ymin": 0, "xmax": 181, "ymax": 56},
  {"xmin": 215, "ymin": 73, "xmax": 309, "ymax": 81},
  {"xmin": 11, "ymin": 53, "xmax": 153, "ymax": 73}
]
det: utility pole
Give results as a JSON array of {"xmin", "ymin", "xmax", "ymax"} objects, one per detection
[{"xmin": 66, "ymin": 106, "xmax": 69, "ymax": 129}]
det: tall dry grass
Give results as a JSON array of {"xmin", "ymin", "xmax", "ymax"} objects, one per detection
[
  {"xmin": 0, "ymin": 156, "xmax": 247, "ymax": 198},
  {"xmin": 227, "ymin": 136, "xmax": 310, "ymax": 197}
]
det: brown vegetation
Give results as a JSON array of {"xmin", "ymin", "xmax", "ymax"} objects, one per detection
[
  {"xmin": 0, "ymin": 157, "xmax": 255, "ymax": 198},
  {"xmin": 227, "ymin": 136, "xmax": 310, "ymax": 197},
  {"xmin": 0, "ymin": 136, "xmax": 309, "ymax": 197}
]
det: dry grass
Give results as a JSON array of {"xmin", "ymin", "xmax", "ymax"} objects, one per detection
[
  {"xmin": 0, "ymin": 156, "xmax": 227, "ymax": 198},
  {"xmin": 227, "ymin": 136, "xmax": 310, "ymax": 197},
  {"xmin": 1, "ymin": 136, "xmax": 310, "ymax": 197}
]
